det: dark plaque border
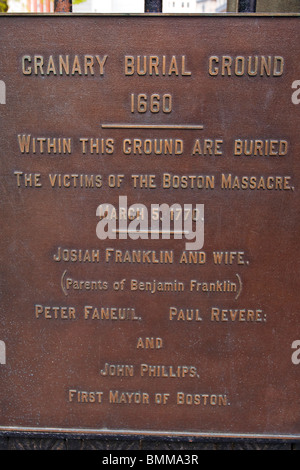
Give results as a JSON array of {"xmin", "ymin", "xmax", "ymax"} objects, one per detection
[{"xmin": 0, "ymin": 13, "xmax": 299, "ymax": 442}]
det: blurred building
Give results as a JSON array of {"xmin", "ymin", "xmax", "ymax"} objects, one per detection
[
  {"xmin": 8, "ymin": 0, "xmax": 54, "ymax": 11},
  {"xmin": 74, "ymin": 0, "xmax": 144, "ymax": 13},
  {"xmin": 7, "ymin": 0, "xmax": 227, "ymax": 13},
  {"xmin": 163, "ymin": 0, "xmax": 197, "ymax": 12},
  {"xmin": 74, "ymin": 0, "xmax": 227, "ymax": 13},
  {"xmin": 196, "ymin": 0, "xmax": 227, "ymax": 12},
  {"xmin": 164, "ymin": 0, "xmax": 226, "ymax": 12}
]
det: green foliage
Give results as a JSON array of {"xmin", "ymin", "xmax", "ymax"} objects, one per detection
[{"xmin": 0, "ymin": 0, "xmax": 8, "ymax": 12}]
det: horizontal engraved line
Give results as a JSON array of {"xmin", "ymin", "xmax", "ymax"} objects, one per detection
[
  {"xmin": 0, "ymin": 425, "xmax": 297, "ymax": 441},
  {"xmin": 101, "ymin": 124, "xmax": 204, "ymax": 130}
]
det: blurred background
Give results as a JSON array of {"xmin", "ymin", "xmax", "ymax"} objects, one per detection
[
  {"xmin": 1, "ymin": 0, "xmax": 299, "ymax": 13},
  {"xmin": 1, "ymin": 0, "xmax": 227, "ymax": 13}
]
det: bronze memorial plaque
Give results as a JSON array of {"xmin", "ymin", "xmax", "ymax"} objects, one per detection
[{"xmin": 0, "ymin": 14, "xmax": 299, "ymax": 439}]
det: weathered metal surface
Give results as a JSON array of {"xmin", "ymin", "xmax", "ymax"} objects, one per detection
[{"xmin": 0, "ymin": 14, "xmax": 299, "ymax": 440}]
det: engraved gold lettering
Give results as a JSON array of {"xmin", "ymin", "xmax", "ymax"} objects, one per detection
[
  {"xmin": 211, "ymin": 307, "xmax": 265, "ymax": 322},
  {"xmin": 48, "ymin": 174, "xmax": 102, "ymax": 188},
  {"xmin": 34, "ymin": 55, "xmax": 44, "ymax": 75},
  {"xmin": 95, "ymin": 55, "xmax": 108, "ymax": 75},
  {"xmin": 124, "ymin": 55, "xmax": 192, "ymax": 76},
  {"xmin": 136, "ymin": 337, "xmax": 163, "ymax": 349},
  {"xmin": 163, "ymin": 173, "xmax": 214, "ymax": 189},
  {"xmin": 105, "ymin": 248, "xmax": 173, "ymax": 264},
  {"xmin": 35, "ymin": 304, "xmax": 76, "ymax": 319},
  {"xmin": 177, "ymin": 393, "xmax": 228, "ymax": 406},
  {"xmin": 21, "ymin": 55, "xmax": 108, "ymax": 76},
  {"xmin": 66, "ymin": 278, "xmax": 108, "ymax": 291},
  {"xmin": 221, "ymin": 174, "xmax": 292, "ymax": 190},
  {"xmin": 84, "ymin": 306, "xmax": 139, "ymax": 321},
  {"xmin": 71, "ymin": 55, "xmax": 81, "ymax": 75},
  {"xmin": 179, "ymin": 251, "xmax": 206, "ymax": 264},
  {"xmin": 14, "ymin": 171, "xmax": 42, "ymax": 187},
  {"xmin": 84, "ymin": 55, "xmax": 94, "ymax": 75},
  {"xmin": 190, "ymin": 279, "xmax": 237, "ymax": 293},
  {"xmin": 209, "ymin": 55, "xmax": 284, "ymax": 77},
  {"xmin": 234, "ymin": 139, "xmax": 288, "ymax": 157},
  {"xmin": 53, "ymin": 247, "xmax": 100, "ymax": 263},
  {"xmin": 109, "ymin": 390, "xmax": 149, "ymax": 404},
  {"xmin": 213, "ymin": 251, "xmax": 245, "ymax": 265},
  {"xmin": 131, "ymin": 279, "xmax": 184, "ymax": 294},
  {"xmin": 46, "ymin": 55, "xmax": 56, "ymax": 75},
  {"xmin": 68, "ymin": 389, "xmax": 103, "ymax": 403},
  {"xmin": 22, "ymin": 55, "xmax": 32, "ymax": 74},
  {"xmin": 131, "ymin": 174, "xmax": 156, "ymax": 188},
  {"xmin": 192, "ymin": 139, "xmax": 223, "ymax": 156},
  {"xmin": 59, "ymin": 55, "xmax": 69, "ymax": 75},
  {"xmin": 18, "ymin": 134, "xmax": 72, "ymax": 154},
  {"xmin": 100, "ymin": 363, "xmax": 134, "ymax": 376},
  {"xmin": 140, "ymin": 364, "xmax": 198, "ymax": 378},
  {"xmin": 169, "ymin": 307, "xmax": 202, "ymax": 322},
  {"xmin": 123, "ymin": 138, "xmax": 182, "ymax": 156}
]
